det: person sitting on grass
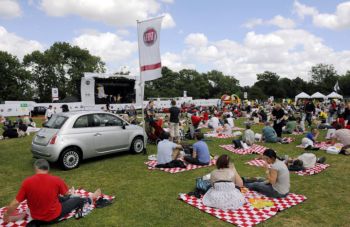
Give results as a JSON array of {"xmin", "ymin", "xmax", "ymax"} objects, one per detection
[
  {"xmin": 283, "ymin": 153, "xmax": 326, "ymax": 171},
  {"xmin": 282, "ymin": 116, "xmax": 297, "ymax": 134},
  {"xmin": 242, "ymin": 123, "xmax": 255, "ymax": 146},
  {"xmin": 331, "ymin": 124, "xmax": 350, "ymax": 155},
  {"xmin": 301, "ymin": 127, "xmax": 320, "ymax": 150},
  {"xmin": 216, "ymin": 119, "xmax": 232, "ymax": 135},
  {"xmin": 156, "ymin": 132, "xmax": 183, "ymax": 165},
  {"xmin": 202, "ymin": 155, "xmax": 245, "ymax": 210},
  {"xmin": 184, "ymin": 133, "xmax": 211, "ymax": 166},
  {"xmin": 245, "ymin": 149, "xmax": 290, "ymax": 198},
  {"xmin": 295, "ymin": 117, "xmax": 305, "ymax": 133},
  {"xmin": 3, "ymin": 159, "xmax": 101, "ymax": 226},
  {"xmin": 262, "ymin": 122, "xmax": 282, "ymax": 143}
]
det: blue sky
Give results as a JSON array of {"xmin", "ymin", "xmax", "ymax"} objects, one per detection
[{"xmin": 1, "ymin": 0, "xmax": 350, "ymax": 85}]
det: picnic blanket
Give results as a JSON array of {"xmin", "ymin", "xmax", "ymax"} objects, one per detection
[
  {"xmin": 0, "ymin": 189, "xmax": 114, "ymax": 227},
  {"xmin": 204, "ymin": 133, "xmax": 236, "ymax": 139},
  {"xmin": 281, "ymin": 137, "xmax": 295, "ymax": 144},
  {"xmin": 219, "ymin": 144, "xmax": 267, "ymax": 155},
  {"xmin": 179, "ymin": 190, "xmax": 306, "ymax": 227},
  {"xmin": 246, "ymin": 159, "xmax": 330, "ymax": 176},
  {"xmin": 145, "ymin": 159, "xmax": 216, "ymax": 174},
  {"xmin": 296, "ymin": 142, "xmax": 343, "ymax": 150}
]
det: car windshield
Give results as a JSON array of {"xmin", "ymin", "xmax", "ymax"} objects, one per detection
[{"xmin": 44, "ymin": 115, "xmax": 68, "ymax": 129}]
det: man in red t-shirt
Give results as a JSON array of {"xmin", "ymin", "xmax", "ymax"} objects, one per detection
[
  {"xmin": 3, "ymin": 159, "xmax": 86, "ymax": 224},
  {"xmin": 191, "ymin": 113, "xmax": 202, "ymax": 128}
]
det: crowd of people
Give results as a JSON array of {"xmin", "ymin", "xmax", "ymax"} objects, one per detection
[{"xmin": 2, "ymin": 97, "xmax": 350, "ymax": 223}]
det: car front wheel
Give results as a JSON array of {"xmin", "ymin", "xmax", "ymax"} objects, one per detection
[
  {"xmin": 59, "ymin": 148, "xmax": 81, "ymax": 170},
  {"xmin": 130, "ymin": 137, "xmax": 144, "ymax": 154}
]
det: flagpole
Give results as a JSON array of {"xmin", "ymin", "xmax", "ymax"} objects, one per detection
[{"xmin": 137, "ymin": 20, "xmax": 147, "ymax": 154}]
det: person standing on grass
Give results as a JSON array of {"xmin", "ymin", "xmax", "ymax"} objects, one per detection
[
  {"xmin": 169, "ymin": 100, "xmax": 181, "ymax": 142},
  {"xmin": 271, "ymin": 104, "xmax": 285, "ymax": 137},
  {"xmin": 3, "ymin": 159, "xmax": 101, "ymax": 225},
  {"xmin": 184, "ymin": 133, "xmax": 211, "ymax": 165},
  {"xmin": 245, "ymin": 149, "xmax": 290, "ymax": 198},
  {"xmin": 305, "ymin": 99, "xmax": 315, "ymax": 127},
  {"xmin": 45, "ymin": 105, "xmax": 53, "ymax": 122}
]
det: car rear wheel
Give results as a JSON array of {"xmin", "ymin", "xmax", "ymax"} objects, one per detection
[
  {"xmin": 130, "ymin": 137, "xmax": 144, "ymax": 154},
  {"xmin": 59, "ymin": 147, "xmax": 81, "ymax": 170}
]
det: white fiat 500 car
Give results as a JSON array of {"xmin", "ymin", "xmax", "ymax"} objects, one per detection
[{"xmin": 31, "ymin": 111, "xmax": 146, "ymax": 170}]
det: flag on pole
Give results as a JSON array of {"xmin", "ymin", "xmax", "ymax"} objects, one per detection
[
  {"xmin": 137, "ymin": 16, "xmax": 163, "ymax": 82},
  {"xmin": 334, "ymin": 81, "xmax": 340, "ymax": 92}
]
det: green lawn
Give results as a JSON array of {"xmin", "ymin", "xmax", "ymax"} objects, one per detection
[{"xmin": 0, "ymin": 117, "xmax": 349, "ymax": 227}]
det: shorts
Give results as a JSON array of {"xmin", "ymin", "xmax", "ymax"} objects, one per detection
[{"xmin": 169, "ymin": 122, "xmax": 179, "ymax": 138}]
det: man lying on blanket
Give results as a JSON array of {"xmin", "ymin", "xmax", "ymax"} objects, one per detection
[
  {"xmin": 3, "ymin": 159, "xmax": 101, "ymax": 225},
  {"xmin": 282, "ymin": 153, "xmax": 326, "ymax": 171},
  {"xmin": 245, "ymin": 149, "xmax": 290, "ymax": 198}
]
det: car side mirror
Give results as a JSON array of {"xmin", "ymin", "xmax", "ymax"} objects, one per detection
[{"xmin": 122, "ymin": 122, "xmax": 126, "ymax": 129}]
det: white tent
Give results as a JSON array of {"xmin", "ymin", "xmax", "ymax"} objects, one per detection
[
  {"xmin": 311, "ymin": 92, "xmax": 326, "ymax": 99},
  {"xmin": 295, "ymin": 92, "xmax": 310, "ymax": 103},
  {"xmin": 327, "ymin": 92, "xmax": 343, "ymax": 99}
]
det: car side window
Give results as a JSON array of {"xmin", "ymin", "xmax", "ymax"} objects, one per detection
[
  {"xmin": 97, "ymin": 114, "xmax": 124, "ymax": 127},
  {"xmin": 73, "ymin": 115, "xmax": 89, "ymax": 128}
]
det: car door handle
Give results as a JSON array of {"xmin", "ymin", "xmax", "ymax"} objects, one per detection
[{"xmin": 94, "ymin": 133, "xmax": 102, "ymax": 136}]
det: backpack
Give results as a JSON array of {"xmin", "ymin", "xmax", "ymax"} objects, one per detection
[{"xmin": 196, "ymin": 177, "xmax": 212, "ymax": 194}]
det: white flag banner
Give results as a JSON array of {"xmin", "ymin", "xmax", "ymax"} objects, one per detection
[
  {"xmin": 137, "ymin": 16, "xmax": 163, "ymax": 82},
  {"xmin": 334, "ymin": 81, "xmax": 340, "ymax": 92}
]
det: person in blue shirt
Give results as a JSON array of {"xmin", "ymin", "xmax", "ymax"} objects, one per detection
[
  {"xmin": 184, "ymin": 133, "xmax": 211, "ymax": 165},
  {"xmin": 262, "ymin": 122, "xmax": 282, "ymax": 143},
  {"xmin": 306, "ymin": 128, "xmax": 319, "ymax": 143}
]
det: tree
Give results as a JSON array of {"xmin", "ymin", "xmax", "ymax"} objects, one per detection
[
  {"xmin": 310, "ymin": 64, "xmax": 338, "ymax": 93},
  {"xmin": 23, "ymin": 42, "xmax": 105, "ymax": 102},
  {"xmin": 255, "ymin": 71, "xmax": 282, "ymax": 98},
  {"xmin": 339, "ymin": 71, "xmax": 350, "ymax": 97},
  {"xmin": 0, "ymin": 51, "xmax": 33, "ymax": 102}
]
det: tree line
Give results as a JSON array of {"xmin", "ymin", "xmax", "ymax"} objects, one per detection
[{"xmin": 1, "ymin": 42, "xmax": 349, "ymax": 103}]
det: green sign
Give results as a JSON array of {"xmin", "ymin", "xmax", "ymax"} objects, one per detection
[{"xmin": 20, "ymin": 103, "xmax": 28, "ymax": 107}]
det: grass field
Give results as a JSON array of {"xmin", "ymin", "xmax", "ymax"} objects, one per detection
[{"xmin": 0, "ymin": 117, "xmax": 349, "ymax": 227}]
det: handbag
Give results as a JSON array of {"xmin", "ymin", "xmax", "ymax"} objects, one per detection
[{"xmin": 196, "ymin": 177, "xmax": 212, "ymax": 193}]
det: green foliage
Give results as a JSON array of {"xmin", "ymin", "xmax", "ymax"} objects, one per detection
[
  {"xmin": 0, "ymin": 51, "xmax": 33, "ymax": 102},
  {"xmin": 145, "ymin": 67, "xmax": 239, "ymax": 99},
  {"xmin": 310, "ymin": 64, "xmax": 338, "ymax": 94},
  {"xmin": 23, "ymin": 42, "xmax": 105, "ymax": 102}
]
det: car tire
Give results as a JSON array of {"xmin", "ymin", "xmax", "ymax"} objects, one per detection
[
  {"xmin": 59, "ymin": 147, "xmax": 81, "ymax": 170},
  {"xmin": 130, "ymin": 137, "xmax": 144, "ymax": 154}
]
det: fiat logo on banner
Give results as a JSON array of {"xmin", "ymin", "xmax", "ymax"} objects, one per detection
[{"xmin": 143, "ymin": 28, "xmax": 157, "ymax": 46}]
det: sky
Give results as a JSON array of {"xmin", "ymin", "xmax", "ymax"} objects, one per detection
[{"xmin": 1, "ymin": 0, "xmax": 350, "ymax": 86}]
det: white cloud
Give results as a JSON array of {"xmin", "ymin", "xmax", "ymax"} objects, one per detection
[
  {"xmin": 293, "ymin": 0, "xmax": 318, "ymax": 19},
  {"xmin": 185, "ymin": 33, "xmax": 208, "ymax": 47},
  {"xmin": 0, "ymin": 0, "xmax": 21, "ymax": 19},
  {"xmin": 244, "ymin": 19, "xmax": 263, "ymax": 29},
  {"xmin": 162, "ymin": 13, "xmax": 176, "ymax": 28},
  {"xmin": 269, "ymin": 15, "xmax": 296, "ymax": 29},
  {"xmin": 0, "ymin": 26, "xmax": 43, "ymax": 59},
  {"xmin": 72, "ymin": 31, "xmax": 137, "ymax": 63},
  {"xmin": 294, "ymin": 1, "xmax": 350, "ymax": 30},
  {"xmin": 40, "ymin": 0, "xmax": 176, "ymax": 28},
  {"xmin": 244, "ymin": 15, "xmax": 295, "ymax": 29},
  {"xmin": 160, "ymin": 0, "xmax": 174, "ymax": 3},
  {"xmin": 168, "ymin": 30, "xmax": 350, "ymax": 85},
  {"xmin": 162, "ymin": 52, "xmax": 195, "ymax": 71}
]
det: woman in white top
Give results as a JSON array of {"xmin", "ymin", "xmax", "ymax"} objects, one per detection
[
  {"xmin": 202, "ymin": 155, "xmax": 246, "ymax": 210},
  {"xmin": 245, "ymin": 149, "xmax": 290, "ymax": 198}
]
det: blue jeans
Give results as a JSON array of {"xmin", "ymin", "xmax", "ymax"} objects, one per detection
[{"xmin": 245, "ymin": 182, "xmax": 287, "ymax": 198}]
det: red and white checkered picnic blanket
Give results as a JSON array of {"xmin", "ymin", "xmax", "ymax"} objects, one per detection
[
  {"xmin": 179, "ymin": 190, "xmax": 306, "ymax": 227},
  {"xmin": 0, "ymin": 189, "xmax": 114, "ymax": 227},
  {"xmin": 246, "ymin": 159, "xmax": 330, "ymax": 176},
  {"xmin": 220, "ymin": 144, "xmax": 267, "ymax": 155},
  {"xmin": 282, "ymin": 137, "xmax": 295, "ymax": 143},
  {"xmin": 296, "ymin": 142, "xmax": 343, "ymax": 150},
  {"xmin": 145, "ymin": 159, "xmax": 216, "ymax": 174},
  {"xmin": 205, "ymin": 133, "xmax": 236, "ymax": 139},
  {"xmin": 291, "ymin": 131, "xmax": 304, "ymax": 135}
]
